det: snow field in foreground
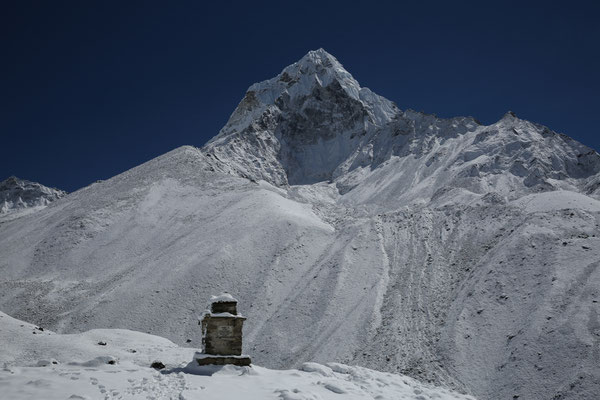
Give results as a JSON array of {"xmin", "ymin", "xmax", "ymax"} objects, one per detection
[{"xmin": 0, "ymin": 311, "xmax": 474, "ymax": 400}]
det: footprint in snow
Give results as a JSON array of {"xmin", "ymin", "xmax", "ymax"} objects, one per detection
[
  {"xmin": 323, "ymin": 382, "xmax": 346, "ymax": 394},
  {"xmin": 275, "ymin": 388, "xmax": 319, "ymax": 400}
]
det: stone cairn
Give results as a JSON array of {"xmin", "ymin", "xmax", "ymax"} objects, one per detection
[{"xmin": 195, "ymin": 293, "xmax": 251, "ymax": 366}]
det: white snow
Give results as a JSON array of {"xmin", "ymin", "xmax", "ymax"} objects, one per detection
[
  {"xmin": 0, "ymin": 311, "xmax": 475, "ymax": 400},
  {"xmin": 206, "ymin": 312, "xmax": 240, "ymax": 318},
  {"xmin": 210, "ymin": 293, "xmax": 237, "ymax": 303}
]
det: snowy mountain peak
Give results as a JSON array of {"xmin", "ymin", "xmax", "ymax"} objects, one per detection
[
  {"xmin": 298, "ymin": 48, "xmax": 340, "ymax": 65},
  {"xmin": 279, "ymin": 48, "xmax": 360, "ymax": 98},
  {"xmin": 0, "ymin": 176, "xmax": 66, "ymax": 219},
  {"xmin": 289, "ymin": 48, "xmax": 346, "ymax": 77},
  {"xmin": 203, "ymin": 50, "xmax": 600, "ymax": 202},
  {"xmin": 496, "ymin": 110, "xmax": 520, "ymax": 124},
  {"xmin": 205, "ymin": 50, "xmax": 399, "ymax": 185},
  {"xmin": 211, "ymin": 49, "xmax": 396, "ymax": 139},
  {"xmin": 248, "ymin": 48, "xmax": 360, "ymax": 102}
]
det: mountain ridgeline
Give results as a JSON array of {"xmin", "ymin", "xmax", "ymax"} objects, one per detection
[
  {"xmin": 205, "ymin": 49, "xmax": 600, "ymax": 203},
  {"xmin": 1, "ymin": 49, "xmax": 599, "ymax": 400}
]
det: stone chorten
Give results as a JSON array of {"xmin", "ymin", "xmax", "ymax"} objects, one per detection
[{"xmin": 195, "ymin": 293, "xmax": 251, "ymax": 366}]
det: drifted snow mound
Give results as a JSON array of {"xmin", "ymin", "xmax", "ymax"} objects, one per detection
[
  {"xmin": 0, "ymin": 312, "xmax": 474, "ymax": 400},
  {"xmin": 0, "ymin": 176, "xmax": 66, "ymax": 221},
  {"xmin": 1, "ymin": 50, "xmax": 600, "ymax": 400}
]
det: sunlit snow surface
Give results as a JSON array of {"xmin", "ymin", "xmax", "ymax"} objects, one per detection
[{"xmin": 0, "ymin": 312, "xmax": 474, "ymax": 400}]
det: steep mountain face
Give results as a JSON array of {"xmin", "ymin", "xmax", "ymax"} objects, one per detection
[
  {"xmin": 0, "ymin": 176, "xmax": 66, "ymax": 221},
  {"xmin": 206, "ymin": 49, "xmax": 600, "ymax": 205},
  {"xmin": 1, "ymin": 50, "xmax": 599, "ymax": 400}
]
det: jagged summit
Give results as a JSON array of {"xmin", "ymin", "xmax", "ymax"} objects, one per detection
[
  {"xmin": 204, "ymin": 49, "xmax": 401, "ymax": 185},
  {"xmin": 269, "ymin": 48, "xmax": 361, "ymax": 100},
  {"xmin": 201, "ymin": 50, "xmax": 600, "ymax": 202},
  {"xmin": 210, "ymin": 49, "xmax": 394, "ymax": 146},
  {"xmin": 249, "ymin": 48, "xmax": 360, "ymax": 101},
  {"xmin": 297, "ymin": 48, "xmax": 341, "ymax": 67},
  {"xmin": 0, "ymin": 176, "xmax": 66, "ymax": 219}
]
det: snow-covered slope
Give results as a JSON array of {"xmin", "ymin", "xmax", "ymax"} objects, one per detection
[
  {"xmin": 0, "ymin": 311, "xmax": 473, "ymax": 400},
  {"xmin": 0, "ymin": 176, "xmax": 66, "ymax": 221},
  {"xmin": 1, "ymin": 49, "xmax": 599, "ymax": 400}
]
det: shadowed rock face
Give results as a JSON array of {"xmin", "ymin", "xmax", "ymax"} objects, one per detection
[
  {"xmin": 275, "ymin": 80, "xmax": 371, "ymax": 185},
  {"xmin": 275, "ymin": 80, "xmax": 368, "ymax": 145}
]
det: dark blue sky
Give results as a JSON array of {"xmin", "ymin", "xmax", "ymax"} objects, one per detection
[{"xmin": 2, "ymin": 1, "xmax": 599, "ymax": 192}]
